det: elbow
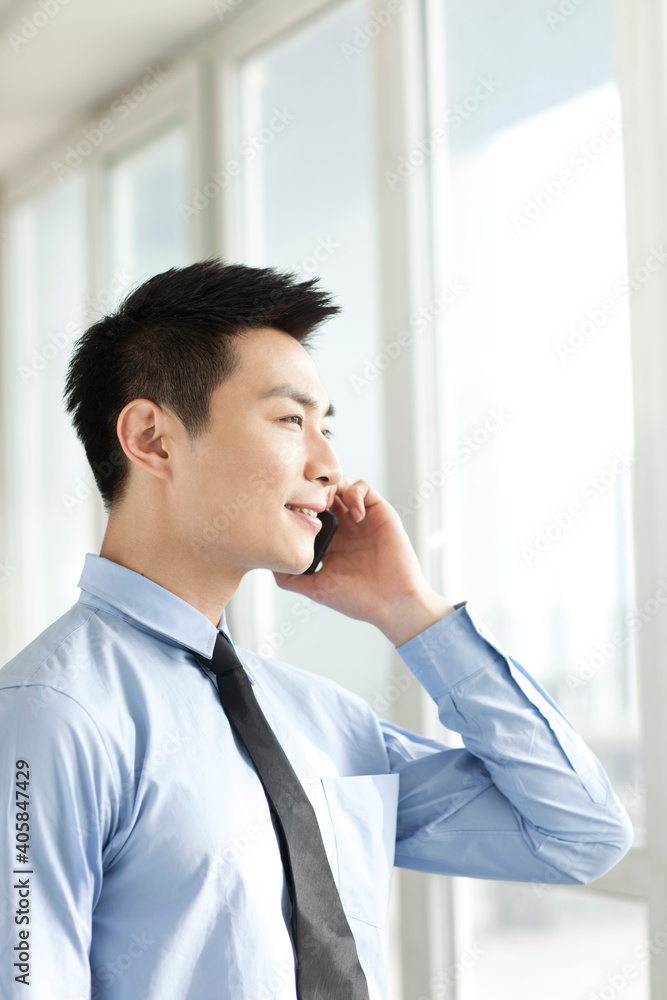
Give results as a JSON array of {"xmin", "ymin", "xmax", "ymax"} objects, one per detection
[
  {"xmin": 614, "ymin": 803, "xmax": 636, "ymax": 858},
  {"xmin": 584, "ymin": 807, "xmax": 635, "ymax": 883},
  {"xmin": 531, "ymin": 799, "xmax": 635, "ymax": 885},
  {"xmin": 568, "ymin": 804, "xmax": 635, "ymax": 884}
]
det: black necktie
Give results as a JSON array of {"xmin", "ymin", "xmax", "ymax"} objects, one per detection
[{"xmin": 195, "ymin": 631, "xmax": 371, "ymax": 1000}]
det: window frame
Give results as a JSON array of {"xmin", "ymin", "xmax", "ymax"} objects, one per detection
[{"xmin": 610, "ymin": 0, "xmax": 667, "ymax": 994}]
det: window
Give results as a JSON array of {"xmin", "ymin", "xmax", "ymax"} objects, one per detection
[
  {"xmin": 2, "ymin": 175, "xmax": 90, "ymax": 660},
  {"xmin": 427, "ymin": 1, "xmax": 647, "ymax": 996},
  {"xmin": 229, "ymin": 0, "xmax": 389, "ymax": 705},
  {"xmin": 105, "ymin": 125, "xmax": 190, "ymax": 294}
]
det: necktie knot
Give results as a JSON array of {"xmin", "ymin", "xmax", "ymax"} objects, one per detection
[{"xmin": 208, "ymin": 631, "xmax": 243, "ymax": 677}]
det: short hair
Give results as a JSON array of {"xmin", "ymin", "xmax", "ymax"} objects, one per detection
[{"xmin": 62, "ymin": 258, "xmax": 340, "ymax": 514}]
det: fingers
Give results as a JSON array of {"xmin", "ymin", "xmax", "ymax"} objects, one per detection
[{"xmin": 332, "ymin": 478, "xmax": 379, "ymax": 522}]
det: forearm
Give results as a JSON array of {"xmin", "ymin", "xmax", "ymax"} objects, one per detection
[{"xmin": 392, "ymin": 601, "xmax": 634, "ymax": 881}]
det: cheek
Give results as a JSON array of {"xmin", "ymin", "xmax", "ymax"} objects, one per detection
[
  {"xmin": 181, "ymin": 425, "xmax": 297, "ymax": 516},
  {"xmin": 239, "ymin": 430, "xmax": 297, "ymax": 498}
]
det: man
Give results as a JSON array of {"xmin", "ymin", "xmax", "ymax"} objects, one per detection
[{"xmin": 1, "ymin": 260, "xmax": 632, "ymax": 999}]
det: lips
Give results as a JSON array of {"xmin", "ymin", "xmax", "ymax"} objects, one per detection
[
  {"xmin": 285, "ymin": 501, "xmax": 328, "ymax": 514},
  {"xmin": 285, "ymin": 506, "xmax": 322, "ymax": 531},
  {"xmin": 285, "ymin": 504, "xmax": 319, "ymax": 517}
]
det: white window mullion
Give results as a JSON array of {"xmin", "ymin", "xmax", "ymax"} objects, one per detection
[
  {"xmin": 372, "ymin": 0, "xmax": 459, "ymax": 995},
  {"xmin": 613, "ymin": 0, "xmax": 667, "ymax": 995}
]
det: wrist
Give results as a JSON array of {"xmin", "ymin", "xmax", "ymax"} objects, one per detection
[{"xmin": 377, "ymin": 588, "xmax": 456, "ymax": 646}]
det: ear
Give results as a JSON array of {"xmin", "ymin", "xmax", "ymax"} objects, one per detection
[{"xmin": 115, "ymin": 398, "xmax": 174, "ymax": 484}]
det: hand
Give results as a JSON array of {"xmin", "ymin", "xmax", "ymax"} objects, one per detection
[{"xmin": 272, "ymin": 476, "xmax": 455, "ymax": 645}]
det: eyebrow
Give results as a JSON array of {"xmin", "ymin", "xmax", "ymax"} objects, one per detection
[{"xmin": 259, "ymin": 384, "xmax": 335, "ymax": 418}]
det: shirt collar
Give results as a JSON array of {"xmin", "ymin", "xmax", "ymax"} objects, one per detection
[{"xmin": 76, "ymin": 552, "xmax": 232, "ymax": 660}]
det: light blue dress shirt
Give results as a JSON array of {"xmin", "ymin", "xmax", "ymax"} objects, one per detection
[{"xmin": 0, "ymin": 554, "xmax": 632, "ymax": 999}]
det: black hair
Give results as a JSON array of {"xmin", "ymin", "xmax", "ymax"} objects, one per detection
[{"xmin": 62, "ymin": 258, "xmax": 340, "ymax": 514}]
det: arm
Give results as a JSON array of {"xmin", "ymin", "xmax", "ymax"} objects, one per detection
[
  {"xmin": 383, "ymin": 601, "xmax": 634, "ymax": 883},
  {"xmin": 0, "ymin": 684, "xmax": 118, "ymax": 998},
  {"xmin": 272, "ymin": 476, "xmax": 633, "ymax": 883}
]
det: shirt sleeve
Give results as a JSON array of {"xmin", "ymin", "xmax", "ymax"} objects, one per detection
[
  {"xmin": 382, "ymin": 601, "xmax": 634, "ymax": 885},
  {"xmin": 0, "ymin": 683, "xmax": 119, "ymax": 999}
]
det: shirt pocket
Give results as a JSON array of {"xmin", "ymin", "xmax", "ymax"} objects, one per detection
[{"xmin": 319, "ymin": 773, "xmax": 399, "ymax": 928}]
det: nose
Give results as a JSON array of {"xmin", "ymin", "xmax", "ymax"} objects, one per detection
[{"xmin": 305, "ymin": 433, "xmax": 343, "ymax": 496}]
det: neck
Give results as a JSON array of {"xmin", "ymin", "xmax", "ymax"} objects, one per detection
[{"xmin": 99, "ymin": 502, "xmax": 243, "ymax": 628}]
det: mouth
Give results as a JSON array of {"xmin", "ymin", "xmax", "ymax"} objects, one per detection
[{"xmin": 284, "ymin": 505, "xmax": 322, "ymax": 532}]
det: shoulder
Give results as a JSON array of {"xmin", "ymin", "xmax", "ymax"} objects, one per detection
[
  {"xmin": 0, "ymin": 608, "xmax": 120, "ymax": 787},
  {"xmin": 0, "ymin": 603, "xmax": 101, "ymax": 690},
  {"xmin": 0, "ymin": 603, "xmax": 148, "ymax": 748}
]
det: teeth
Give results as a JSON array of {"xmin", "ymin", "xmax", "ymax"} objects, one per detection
[{"xmin": 287, "ymin": 505, "xmax": 317, "ymax": 517}]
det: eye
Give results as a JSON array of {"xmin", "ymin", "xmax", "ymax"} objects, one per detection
[{"xmin": 281, "ymin": 415, "xmax": 333, "ymax": 439}]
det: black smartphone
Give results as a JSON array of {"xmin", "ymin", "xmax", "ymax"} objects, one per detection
[{"xmin": 301, "ymin": 509, "xmax": 339, "ymax": 575}]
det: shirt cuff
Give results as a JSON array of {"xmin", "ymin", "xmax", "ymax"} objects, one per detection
[{"xmin": 394, "ymin": 600, "xmax": 514, "ymax": 699}]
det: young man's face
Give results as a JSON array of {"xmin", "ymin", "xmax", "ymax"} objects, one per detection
[{"xmin": 176, "ymin": 326, "xmax": 342, "ymax": 575}]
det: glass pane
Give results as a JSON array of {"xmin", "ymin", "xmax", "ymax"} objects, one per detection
[
  {"xmin": 455, "ymin": 879, "xmax": 648, "ymax": 1000},
  {"xmin": 236, "ymin": 0, "xmax": 387, "ymax": 704},
  {"xmin": 436, "ymin": 0, "xmax": 642, "ymax": 837},
  {"xmin": 105, "ymin": 125, "xmax": 189, "ymax": 299},
  {"xmin": 4, "ymin": 175, "xmax": 95, "ymax": 660}
]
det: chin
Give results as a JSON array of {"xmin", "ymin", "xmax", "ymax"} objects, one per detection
[{"xmin": 256, "ymin": 544, "xmax": 312, "ymax": 575}]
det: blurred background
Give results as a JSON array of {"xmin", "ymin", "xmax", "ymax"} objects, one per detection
[{"xmin": 2, "ymin": 0, "xmax": 667, "ymax": 996}]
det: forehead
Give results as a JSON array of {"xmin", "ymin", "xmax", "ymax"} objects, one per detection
[
  {"xmin": 234, "ymin": 326, "xmax": 317, "ymax": 373},
  {"xmin": 220, "ymin": 326, "xmax": 331, "ymax": 410}
]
